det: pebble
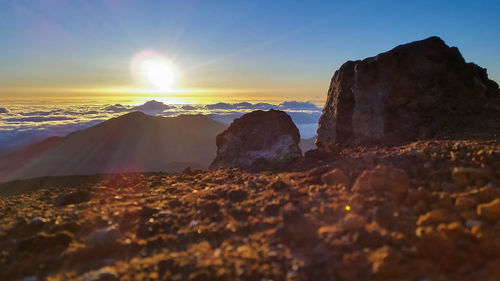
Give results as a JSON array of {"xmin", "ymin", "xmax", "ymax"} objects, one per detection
[
  {"xmin": 89, "ymin": 226, "xmax": 123, "ymax": 247},
  {"xmin": 451, "ymin": 167, "xmax": 493, "ymax": 187},
  {"xmin": 267, "ymin": 178, "xmax": 288, "ymax": 191},
  {"xmin": 29, "ymin": 216, "xmax": 49, "ymax": 227},
  {"xmin": 79, "ymin": 266, "xmax": 119, "ymax": 281},
  {"xmin": 227, "ymin": 189, "xmax": 248, "ymax": 202},
  {"xmin": 158, "ymin": 211, "xmax": 172, "ymax": 218},
  {"xmin": 339, "ymin": 213, "xmax": 367, "ymax": 231},
  {"xmin": 465, "ymin": 219, "xmax": 483, "ymax": 228},
  {"xmin": 321, "ymin": 169, "xmax": 349, "ymax": 186},
  {"xmin": 54, "ymin": 190, "xmax": 91, "ymax": 206},
  {"xmin": 18, "ymin": 231, "xmax": 73, "ymax": 252},
  {"xmin": 263, "ymin": 203, "xmax": 280, "ymax": 217},
  {"xmin": 477, "ymin": 199, "xmax": 500, "ymax": 220},
  {"xmin": 417, "ymin": 210, "xmax": 448, "ymax": 226},
  {"xmin": 352, "ymin": 165, "xmax": 409, "ymax": 193},
  {"xmin": 280, "ymin": 203, "xmax": 317, "ymax": 244},
  {"xmin": 455, "ymin": 196, "xmax": 477, "ymax": 210},
  {"xmin": 369, "ymin": 246, "xmax": 404, "ymax": 278}
]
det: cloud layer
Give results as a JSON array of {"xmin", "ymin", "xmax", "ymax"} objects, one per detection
[{"xmin": 0, "ymin": 100, "xmax": 320, "ymax": 154}]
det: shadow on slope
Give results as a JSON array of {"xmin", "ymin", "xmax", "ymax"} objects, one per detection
[{"xmin": 0, "ymin": 112, "xmax": 226, "ymax": 181}]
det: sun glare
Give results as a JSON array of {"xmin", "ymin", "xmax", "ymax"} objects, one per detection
[
  {"xmin": 141, "ymin": 59, "xmax": 176, "ymax": 90},
  {"xmin": 130, "ymin": 50, "xmax": 178, "ymax": 91}
]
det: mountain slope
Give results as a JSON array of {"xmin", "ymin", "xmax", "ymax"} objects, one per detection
[{"xmin": 0, "ymin": 112, "xmax": 226, "ymax": 181}]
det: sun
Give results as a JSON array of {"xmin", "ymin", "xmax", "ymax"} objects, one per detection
[
  {"xmin": 130, "ymin": 50, "xmax": 178, "ymax": 91},
  {"xmin": 141, "ymin": 59, "xmax": 176, "ymax": 90}
]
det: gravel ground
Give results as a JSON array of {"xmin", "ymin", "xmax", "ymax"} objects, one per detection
[{"xmin": 0, "ymin": 138, "xmax": 499, "ymax": 281}]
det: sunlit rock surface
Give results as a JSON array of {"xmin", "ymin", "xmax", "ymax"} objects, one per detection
[{"xmin": 316, "ymin": 36, "xmax": 500, "ymax": 149}]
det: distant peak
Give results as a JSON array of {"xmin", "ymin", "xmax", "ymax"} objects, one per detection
[
  {"xmin": 125, "ymin": 111, "xmax": 147, "ymax": 116},
  {"xmin": 116, "ymin": 111, "xmax": 149, "ymax": 120}
]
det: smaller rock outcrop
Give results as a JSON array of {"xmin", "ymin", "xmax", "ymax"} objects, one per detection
[{"xmin": 209, "ymin": 110, "xmax": 302, "ymax": 170}]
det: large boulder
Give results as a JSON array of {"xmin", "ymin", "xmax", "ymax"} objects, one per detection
[
  {"xmin": 209, "ymin": 109, "xmax": 302, "ymax": 170},
  {"xmin": 316, "ymin": 36, "xmax": 500, "ymax": 149}
]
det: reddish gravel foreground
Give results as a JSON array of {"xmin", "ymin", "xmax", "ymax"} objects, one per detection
[{"xmin": 0, "ymin": 138, "xmax": 499, "ymax": 281}]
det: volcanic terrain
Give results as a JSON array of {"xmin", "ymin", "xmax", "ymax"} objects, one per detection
[{"xmin": 1, "ymin": 36, "xmax": 500, "ymax": 281}]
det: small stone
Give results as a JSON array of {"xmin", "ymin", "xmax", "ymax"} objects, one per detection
[
  {"xmin": 158, "ymin": 258, "xmax": 175, "ymax": 277},
  {"xmin": 369, "ymin": 246, "xmax": 404, "ymax": 278},
  {"xmin": 267, "ymin": 178, "xmax": 288, "ymax": 191},
  {"xmin": 89, "ymin": 226, "xmax": 123, "ymax": 247},
  {"xmin": 29, "ymin": 217, "xmax": 49, "ymax": 227},
  {"xmin": 263, "ymin": 203, "xmax": 280, "ymax": 217},
  {"xmin": 79, "ymin": 266, "xmax": 118, "ymax": 281},
  {"xmin": 441, "ymin": 182, "xmax": 459, "ymax": 191},
  {"xmin": 54, "ymin": 190, "xmax": 91, "ymax": 206},
  {"xmin": 158, "ymin": 211, "xmax": 172, "ymax": 218},
  {"xmin": 407, "ymin": 187, "xmax": 433, "ymax": 205},
  {"xmin": 140, "ymin": 206, "xmax": 158, "ymax": 218},
  {"xmin": 452, "ymin": 167, "xmax": 493, "ymax": 187},
  {"xmin": 280, "ymin": 203, "xmax": 317, "ymax": 244},
  {"xmin": 417, "ymin": 210, "xmax": 448, "ymax": 226},
  {"xmin": 352, "ymin": 165, "xmax": 409, "ymax": 193},
  {"xmin": 229, "ymin": 208, "xmax": 249, "ymax": 221},
  {"xmin": 339, "ymin": 213, "xmax": 367, "ymax": 231},
  {"xmin": 460, "ymin": 210, "xmax": 478, "ymax": 221},
  {"xmin": 321, "ymin": 169, "xmax": 349, "ymax": 186},
  {"xmin": 465, "ymin": 219, "xmax": 483, "ymax": 228},
  {"xmin": 227, "ymin": 189, "xmax": 248, "ymax": 202},
  {"xmin": 477, "ymin": 199, "xmax": 500, "ymax": 220},
  {"xmin": 149, "ymin": 180, "xmax": 162, "ymax": 188},
  {"xmin": 245, "ymin": 179, "xmax": 259, "ymax": 189},
  {"xmin": 455, "ymin": 196, "xmax": 477, "ymax": 210},
  {"xmin": 18, "ymin": 231, "xmax": 73, "ymax": 252},
  {"xmin": 373, "ymin": 204, "xmax": 395, "ymax": 227},
  {"xmin": 473, "ymin": 186, "xmax": 500, "ymax": 202}
]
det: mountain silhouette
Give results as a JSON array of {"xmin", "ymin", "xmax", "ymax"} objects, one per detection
[{"xmin": 0, "ymin": 111, "xmax": 226, "ymax": 181}]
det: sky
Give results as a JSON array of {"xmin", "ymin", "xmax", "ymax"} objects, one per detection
[{"xmin": 0, "ymin": 0, "xmax": 499, "ymax": 102}]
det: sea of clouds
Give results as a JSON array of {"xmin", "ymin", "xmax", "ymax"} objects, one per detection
[{"xmin": 0, "ymin": 100, "xmax": 322, "ymax": 155}]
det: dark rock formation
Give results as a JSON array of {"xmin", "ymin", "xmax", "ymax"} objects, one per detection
[
  {"xmin": 316, "ymin": 36, "xmax": 500, "ymax": 149},
  {"xmin": 210, "ymin": 110, "xmax": 302, "ymax": 170}
]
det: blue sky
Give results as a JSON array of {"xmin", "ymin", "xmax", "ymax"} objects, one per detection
[{"xmin": 0, "ymin": 0, "xmax": 499, "ymax": 99}]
